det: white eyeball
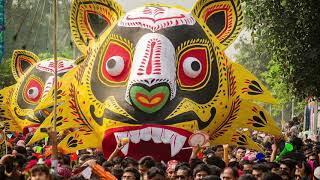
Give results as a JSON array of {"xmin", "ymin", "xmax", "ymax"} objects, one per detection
[
  {"xmin": 182, "ymin": 57, "xmax": 202, "ymax": 78},
  {"xmin": 106, "ymin": 56, "xmax": 125, "ymax": 76},
  {"xmin": 27, "ymin": 87, "xmax": 39, "ymax": 99}
]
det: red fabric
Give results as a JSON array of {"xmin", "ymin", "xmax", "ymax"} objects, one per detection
[{"xmin": 70, "ymin": 152, "xmax": 78, "ymax": 162}]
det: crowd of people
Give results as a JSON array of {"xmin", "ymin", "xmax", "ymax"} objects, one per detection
[{"xmin": 1, "ymin": 119, "xmax": 320, "ymax": 180}]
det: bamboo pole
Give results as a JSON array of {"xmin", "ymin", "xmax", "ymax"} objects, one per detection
[{"xmin": 51, "ymin": 0, "xmax": 58, "ymax": 173}]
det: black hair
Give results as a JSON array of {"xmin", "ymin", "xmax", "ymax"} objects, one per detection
[
  {"xmin": 59, "ymin": 154, "xmax": 70, "ymax": 165},
  {"xmin": 252, "ymin": 163, "xmax": 269, "ymax": 173},
  {"xmin": 193, "ymin": 163, "xmax": 211, "ymax": 177},
  {"xmin": 124, "ymin": 167, "xmax": 140, "ymax": 180},
  {"xmin": 147, "ymin": 167, "xmax": 165, "ymax": 179},
  {"xmin": 175, "ymin": 162, "xmax": 190, "ymax": 170},
  {"xmin": 240, "ymin": 160, "xmax": 253, "ymax": 166},
  {"xmin": 238, "ymin": 174, "xmax": 256, "ymax": 180},
  {"xmin": 208, "ymin": 165, "xmax": 221, "ymax": 176},
  {"xmin": 228, "ymin": 161, "xmax": 240, "ymax": 169},
  {"xmin": 95, "ymin": 151, "xmax": 106, "ymax": 165},
  {"xmin": 175, "ymin": 164, "xmax": 192, "ymax": 177},
  {"xmin": 31, "ymin": 165, "xmax": 50, "ymax": 176},
  {"xmin": 223, "ymin": 167, "xmax": 239, "ymax": 179},
  {"xmin": 2, "ymin": 156, "xmax": 15, "ymax": 173},
  {"xmin": 102, "ymin": 161, "xmax": 114, "ymax": 172},
  {"xmin": 266, "ymin": 162, "xmax": 280, "ymax": 169},
  {"xmin": 15, "ymin": 153, "xmax": 27, "ymax": 169},
  {"xmin": 111, "ymin": 167, "xmax": 124, "ymax": 180},
  {"xmin": 290, "ymin": 137, "xmax": 303, "ymax": 151},
  {"xmin": 279, "ymin": 159, "xmax": 296, "ymax": 170},
  {"xmin": 138, "ymin": 156, "xmax": 155, "ymax": 169},
  {"xmin": 79, "ymin": 154, "xmax": 93, "ymax": 163},
  {"xmin": 212, "ymin": 145, "xmax": 223, "ymax": 152},
  {"xmin": 262, "ymin": 172, "xmax": 282, "ymax": 180},
  {"xmin": 207, "ymin": 156, "xmax": 226, "ymax": 169},
  {"xmin": 122, "ymin": 157, "xmax": 138, "ymax": 168},
  {"xmin": 14, "ymin": 146, "xmax": 27, "ymax": 156},
  {"xmin": 112, "ymin": 156, "xmax": 123, "ymax": 165},
  {"xmin": 202, "ymin": 175, "xmax": 221, "ymax": 180}
]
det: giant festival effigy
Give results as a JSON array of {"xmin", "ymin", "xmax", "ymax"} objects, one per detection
[{"xmin": 0, "ymin": 0, "xmax": 281, "ymax": 162}]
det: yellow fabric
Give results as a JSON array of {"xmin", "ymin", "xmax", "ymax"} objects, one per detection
[
  {"xmin": 211, "ymin": 130, "xmax": 263, "ymax": 152},
  {"xmin": 0, "ymin": 85, "xmax": 21, "ymax": 132},
  {"xmin": 232, "ymin": 62, "xmax": 277, "ymax": 104},
  {"xmin": 58, "ymin": 127, "xmax": 101, "ymax": 154}
]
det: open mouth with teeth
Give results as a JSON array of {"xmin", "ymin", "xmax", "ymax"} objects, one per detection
[{"xmin": 102, "ymin": 125, "xmax": 193, "ymax": 162}]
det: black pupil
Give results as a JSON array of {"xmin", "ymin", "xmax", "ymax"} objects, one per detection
[
  {"xmin": 28, "ymin": 88, "xmax": 34, "ymax": 95},
  {"xmin": 107, "ymin": 58, "xmax": 116, "ymax": 69},
  {"xmin": 191, "ymin": 61, "xmax": 201, "ymax": 71}
]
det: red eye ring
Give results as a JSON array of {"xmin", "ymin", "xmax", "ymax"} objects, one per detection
[
  {"xmin": 99, "ymin": 41, "xmax": 132, "ymax": 85},
  {"xmin": 23, "ymin": 76, "xmax": 44, "ymax": 104},
  {"xmin": 177, "ymin": 47, "xmax": 209, "ymax": 90}
]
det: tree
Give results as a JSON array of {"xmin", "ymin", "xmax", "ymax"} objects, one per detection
[
  {"xmin": 0, "ymin": 0, "xmax": 75, "ymax": 88},
  {"xmin": 241, "ymin": 0, "xmax": 320, "ymax": 100}
]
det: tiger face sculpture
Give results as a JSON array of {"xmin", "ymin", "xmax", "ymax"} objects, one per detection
[
  {"xmin": 0, "ymin": 50, "xmax": 76, "ymax": 132},
  {"xmin": 31, "ymin": 0, "xmax": 280, "ymax": 161}
]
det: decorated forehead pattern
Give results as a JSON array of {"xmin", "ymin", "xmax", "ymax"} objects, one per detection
[
  {"xmin": 118, "ymin": 5, "xmax": 196, "ymax": 32},
  {"xmin": 36, "ymin": 60, "xmax": 75, "ymax": 74}
]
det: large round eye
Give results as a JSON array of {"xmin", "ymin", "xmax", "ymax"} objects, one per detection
[
  {"xmin": 23, "ymin": 76, "xmax": 44, "ymax": 104},
  {"xmin": 106, "ymin": 56, "xmax": 125, "ymax": 76},
  {"xmin": 182, "ymin": 57, "xmax": 202, "ymax": 78},
  {"xmin": 177, "ymin": 47, "xmax": 209, "ymax": 90},
  {"xmin": 100, "ymin": 41, "xmax": 132, "ymax": 84},
  {"xmin": 27, "ymin": 87, "xmax": 39, "ymax": 99}
]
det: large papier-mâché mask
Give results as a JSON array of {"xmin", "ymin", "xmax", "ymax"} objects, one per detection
[
  {"xmin": 30, "ymin": 0, "xmax": 280, "ymax": 162},
  {"xmin": 0, "ymin": 50, "xmax": 76, "ymax": 133}
]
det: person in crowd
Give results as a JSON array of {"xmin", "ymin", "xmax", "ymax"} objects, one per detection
[
  {"xmin": 221, "ymin": 167, "xmax": 238, "ymax": 180},
  {"xmin": 240, "ymin": 160, "xmax": 253, "ymax": 175},
  {"xmin": 122, "ymin": 167, "xmax": 140, "ymax": 180},
  {"xmin": 29, "ymin": 165, "xmax": 52, "ymax": 180},
  {"xmin": 235, "ymin": 147, "xmax": 246, "ymax": 162},
  {"xmin": 166, "ymin": 160, "xmax": 179, "ymax": 180},
  {"xmin": 148, "ymin": 167, "xmax": 166, "ymax": 180},
  {"xmin": 139, "ymin": 156, "xmax": 156, "ymax": 179},
  {"xmin": 122, "ymin": 157, "xmax": 138, "ymax": 169},
  {"xmin": 193, "ymin": 163, "xmax": 211, "ymax": 180},
  {"xmin": 252, "ymin": 164, "xmax": 268, "ymax": 180},
  {"xmin": 175, "ymin": 164, "xmax": 192, "ymax": 180},
  {"xmin": 280, "ymin": 159, "xmax": 296, "ymax": 178},
  {"xmin": 213, "ymin": 145, "xmax": 224, "ymax": 159}
]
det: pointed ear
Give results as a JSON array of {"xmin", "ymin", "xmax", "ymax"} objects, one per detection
[
  {"xmin": 11, "ymin": 50, "xmax": 39, "ymax": 81},
  {"xmin": 70, "ymin": 0, "xmax": 124, "ymax": 54},
  {"xmin": 192, "ymin": 0, "xmax": 243, "ymax": 50}
]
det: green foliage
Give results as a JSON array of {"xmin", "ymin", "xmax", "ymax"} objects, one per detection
[
  {"xmin": 0, "ymin": 57, "xmax": 15, "ymax": 88},
  {"xmin": 4, "ymin": 0, "xmax": 73, "ymax": 58},
  {"xmin": 0, "ymin": 0, "xmax": 75, "ymax": 88},
  {"xmin": 234, "ymin": 0, "xmax": 320, "ymax": 120},
  {"xmin": 242, "ymin": 0, "xmax": 320, "ymax": 100}
]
